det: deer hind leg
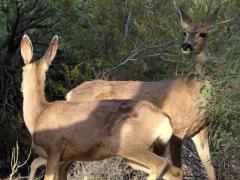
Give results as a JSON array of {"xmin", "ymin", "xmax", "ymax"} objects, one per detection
[
  {"xmin": 153, "ymin": 142, "xmax": 167, "ymax": 157},
  {"xmin": 127, "ymin": 143, "xmax": 167, "ymax": 174},
  {"xmin": 29, "ymin": 157, "xmax": 47, "ymax": 180},
  {"xmin": 59, "ymin": 161, "xmax": 72, "ymax": 180},
  {"xmin": 152, "ymin": 141, "xmax": 183, "ymax": 179},
  {"xmin": 127, "ymin": 160, "xmax": 150, "ymax": 174},
  {"xmin": 192, "ymin": 127, "xmax": 216, "ymax": 180},
  {"xmin": 168, "ymin": 135, "xmax": 184, "ymax": 179},
  {"xmin": 169, "ymin": 135, "xmax": 183, "ymax": 169},
  {"xmin": 125, "ymin": 151, "xmax": 182, "ymax": 180}
]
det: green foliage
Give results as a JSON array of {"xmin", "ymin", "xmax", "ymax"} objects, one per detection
[{"xmin": 208, "ymin": 32, "xmax": 240, "ymax": 168}]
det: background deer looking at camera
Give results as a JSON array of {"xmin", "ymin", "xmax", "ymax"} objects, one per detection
[
  {"xmin": 21, "ymin": 34, "xmax": 183, "ymax": 180},
  {"xmin": 28, "ymin": 5, "xmax": 219, "ymax": 180},
  {"xmin": 178, "ymin": 5, "xmax": 219, "ymax": 74}
]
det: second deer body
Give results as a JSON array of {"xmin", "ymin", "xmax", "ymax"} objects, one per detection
[{"xmin": 65, "ymin": 6, "xmax": 218, "ymax": 180}]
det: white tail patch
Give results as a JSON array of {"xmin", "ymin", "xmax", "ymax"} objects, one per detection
[
  {"xmin": 153, "ymin": 116, "xmax": 172, "ymax": 144},
  {"xmin": 65, "ymin": 92, "xmax": 72, "ymax": 101}
]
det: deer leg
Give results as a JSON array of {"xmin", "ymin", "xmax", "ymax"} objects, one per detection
[
  {"xmin": 29, "ymin": 157, "xmax": 47, "ymax": 180},
  {"xmin": 59, "ymin": 161, "xmax": 72, "ymax": 180},
  {"xmin": 128, "ymin": 160, "xmax": 182, "ymax": 180},
  {"xmin": 153, "ymin": 142, "xmax": 167, "ymax": 157},
  {"xmin": 168, "ymin": 135, "xmax": 184, "ymax": 179},
  {"xmin": 127, "ymin": 160, "xmax": 150, "ymax": 173},
  {"xmin": 169, "ymin": 135, "xmax": 183, "ymax": 168},
  {"xmin": 125, "ymin": 151, "xmax": 182, "ymax": 180},
  {"xmin": 169, "ymin": 135, "xmax": 182, "ymax": 168},
  {"xmin": 192, "ymin": 128, "xmax": 216, "ymax": 180},
  {"xmin": 127, "ymin": 143, "xmax": 167, "ymax": 174},
  {"xmin": 28, "ymin": 158, "xmax": 71, "ymax": 180},
  {"xmin": 44, "ymin": 150, "xmax": 62, "ymax": 180}
]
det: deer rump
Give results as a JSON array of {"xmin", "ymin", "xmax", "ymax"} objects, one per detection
[{"xmin": 32, "ymin": 100, "xmax": 172, "ymax": 162}]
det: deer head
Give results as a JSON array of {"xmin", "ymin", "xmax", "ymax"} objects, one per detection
[
  {"xmin": 177, "ymin": 7, "xmax": 219, "ymax": 56},
  {"xmin": 176, "ymin": 6, "xmax": 219, "ymax": 74}
]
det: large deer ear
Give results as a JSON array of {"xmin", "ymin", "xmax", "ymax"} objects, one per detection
[
  {"xmin": 21, "ymin": 35, "xmax": 33, "ymax": 65},
  {"xmin": 204, "ymin": 7, "xmax": 220, "ymax": 29},
  {"xmin": 176, "ymin": 5, "xmax": 193, "ymax": 29},
  {"xmin": 42, "ymin": 35, "xmax": 58, "ymax": 63}
]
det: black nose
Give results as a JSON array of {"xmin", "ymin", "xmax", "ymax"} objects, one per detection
[{"xmin": 181, "ymin": 43, "xmax": 192, "ymax": 51}]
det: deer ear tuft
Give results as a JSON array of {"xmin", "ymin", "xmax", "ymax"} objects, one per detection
[{"xmin": 21, "ymin": 34, "xmax": 33, "ymax": 65}]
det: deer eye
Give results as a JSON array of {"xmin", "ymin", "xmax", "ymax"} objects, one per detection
[
  {"xmin": 183, "ymin": 32, "xmax": 187, "ymax": 36},
  {"xmin": 199, "ymin": 33, "xmax": 206, "ymax": 38}
]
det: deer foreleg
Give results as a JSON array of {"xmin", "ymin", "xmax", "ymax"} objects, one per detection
[
  {"xmin": 44, "ymin": 150, "xmax": 62, "ymax": 180},
  {"xmin": 192, "ymin": 127, "xmax": 216, "ymax": 180}
]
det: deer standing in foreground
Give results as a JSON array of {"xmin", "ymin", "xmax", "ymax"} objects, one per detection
[
  {"xmin": 29, "ymin": 6, "xmax": 219, "ymax": 180},
  {"xmin": 21, "ymin": 34, "xmax": 183, "ymax": 180}
]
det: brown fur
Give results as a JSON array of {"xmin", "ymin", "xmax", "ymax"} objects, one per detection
[
  {"xmin": 21, "ymin": 35, "xmax": 182, "ymax": 180},
  {"xmin": 68, "ymin": 76, "xmax": 204, "ymax": 138},
  {"xmin": 59, "ymin": 7, "xmax": 219, "ymax": 180},
  {"xmin": 29, "ymin": 6, "xmax": 219, "ymax": 180}
]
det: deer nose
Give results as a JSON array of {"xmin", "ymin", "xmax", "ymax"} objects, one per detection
[{"xmin": 181, "ymin": 43, "xmax": 192, "ymax": 51}]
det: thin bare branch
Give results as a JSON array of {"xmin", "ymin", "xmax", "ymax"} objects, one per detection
[
  {"xmin": 101, "ymin": 39, "xmax": 179, "ymax": 77},
  {"xmin": 20, "ymin": 0, "xmax": 39, "ymax": 16},
  {"xmin": 124, "ymin": 10, "xmax": 132, "ymax": 37},
  {"xmin": 16, "ymin": 13, "xmax": 50, "ymax": 34},
  {"xmin": 216, "ymin": 15, "xmax": 240, "ymax": 25},
  {"xmin": 87, "ymin": 17, "xmax": 100, "ymax": 41},
  {"xmin": 9, "ymin": 141, "xmax": 31, "ymax": 180}
]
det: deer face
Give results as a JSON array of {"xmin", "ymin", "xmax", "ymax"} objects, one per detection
[
  {"xmin": 177, "ymin": 7, "xmax": 219, "ymax": 56},
  {"xmin": 181, "ymin": 25, "xmax": 208, "ymax": 55}
]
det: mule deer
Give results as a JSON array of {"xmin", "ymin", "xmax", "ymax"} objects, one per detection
[
  {"xmin": 29, "ymin": 6, "xmax": 219, "ymax": 180},
  {"xmin": 28, "ymin": 6, "xmax": 219, "ymax": 180},
  {"xmin": 21, "ymin": 35, "xmax": 182, "ymax": 180}
]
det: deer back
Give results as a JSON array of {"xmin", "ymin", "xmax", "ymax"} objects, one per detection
[{"xmin": 66, "ymin": 75, "xmax": 204, "ymax": 138}]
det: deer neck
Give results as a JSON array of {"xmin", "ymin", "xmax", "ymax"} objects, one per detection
[
  {"xmin": 22, "ymin": 68, "xmax": 48, "ymax": 135},
  {"xmin": 194, "ymin": 48, "xmax": 208, "ymax": 75}
]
